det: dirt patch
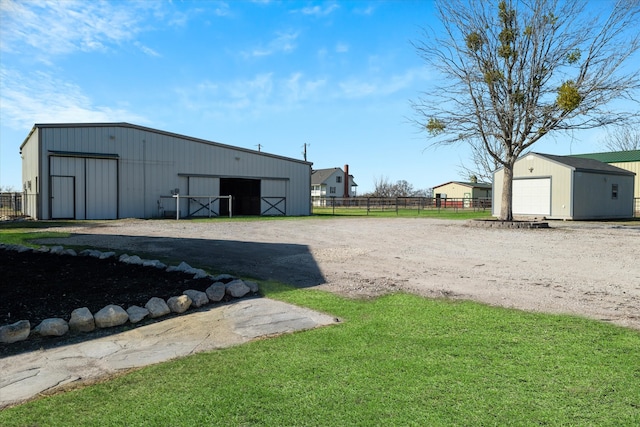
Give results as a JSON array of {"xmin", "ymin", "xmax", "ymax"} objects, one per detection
[{"xmin": 7, "ymin": 217, "xmax": 640, "ymax": 333}]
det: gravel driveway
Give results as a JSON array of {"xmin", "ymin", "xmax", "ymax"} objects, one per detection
[{"xmin": 41, "ymin": 217, "xmax": 640, "ymax": 330}]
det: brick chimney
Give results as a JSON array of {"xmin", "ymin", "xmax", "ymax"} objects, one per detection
[{"xmin": 344, "ymin": 164, "xmax": 350, "ymax": 198}]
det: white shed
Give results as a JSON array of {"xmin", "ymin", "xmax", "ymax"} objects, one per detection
[
  {"xmin": 20, "ymin": 123, "xmax": 312, "ymax": 219},
  {"xmin": 493, "ymin": 152, "xmax": 635, "ymax": 220}
]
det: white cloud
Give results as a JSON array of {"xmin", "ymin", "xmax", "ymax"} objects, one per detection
[
  {"xmin": 175, "ymin": 72, "xmax": 326, "ymax": 119},
  {"xmin": 336, "ymin": 42, "xmax": 349, "ymax": 53},
  {"xmin": 337, "ymin": 67, "xmax": 429, "ymax": 99},
  {"xmin": 0, "ymin": 68, "xmax": 146, "ymax": 129},
  {"xmin": 353, "ymin": 5, "xmax": 376, "ymax": 16},
  {"xmin": 0, "ymin": 0, "xmax": 159, "ymax": 58},
  {"xmin": 134, "ymin": 42, "xmax": 162, "ymax": 57},
  {"xmin": 245, "ymin": 31, "xmax": 299, "ymax": 58},
  {"xmin": 298, "ymin": 3, "xmax": 339, "ymax": 17}
]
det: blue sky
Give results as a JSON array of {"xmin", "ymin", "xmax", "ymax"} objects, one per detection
[{"xmin": 0, "ymin": 0, "xmax": 633, "ymax": 193}]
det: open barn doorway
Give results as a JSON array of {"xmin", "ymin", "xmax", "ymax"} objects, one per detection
[{"xmin": 220, "ymin": 178, "xmax": 261, "ymax": 216}]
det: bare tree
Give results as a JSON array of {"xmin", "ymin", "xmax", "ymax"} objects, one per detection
[
  {"xmin": 366, "ymin": 176, "xmax": 428, "ymax": 197},
  {"xmin": 457, "ymin": 138, "xmax": 503, "ymax": 183},
  {"xmin": 602, "ymin": 126, "xmax": 640, "ymax": 151},
  {"xmin": 412, "ymin": 0, "xmax": 640, "ymax": 220}
]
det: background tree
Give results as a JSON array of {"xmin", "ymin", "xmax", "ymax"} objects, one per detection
[
  {"xmin": 365, "ymin": 176, "xmax": 431, "ymax": 198},
  {"xmin": 457, "ymin": 138, "xmax": 503, "ymax": 183},
  {"xmin": 412, "ymin": 0, "xmax": 640, "ymax": 220},
  {"xmin": 602, "ymin": 126, "xmax": 640, "ymax": 151}
]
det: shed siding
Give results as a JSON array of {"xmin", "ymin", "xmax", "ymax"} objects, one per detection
[
  {"xmin": 572, "ymin": 172, "xmax": 634, "ymax": 219},
  {"xmin": 493, "ymin": 152, "xmax": 635, "ymax": 220},
  {"xmin": 21, "ymin": 124, "xmax": 311, "ymax": 219}
]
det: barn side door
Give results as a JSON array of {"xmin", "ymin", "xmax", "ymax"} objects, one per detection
[{"xmin": 51, "ymin": 176, "xmax": 76, "ymax": 219}]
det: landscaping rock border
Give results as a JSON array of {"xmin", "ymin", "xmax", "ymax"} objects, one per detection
[
  {"xmin": 466, "ymin": 219, "xmax": 550, "ymax": 229},
  {"xmin": 0, "ymin": 244, "xmax": 260, "ymax": 344}
]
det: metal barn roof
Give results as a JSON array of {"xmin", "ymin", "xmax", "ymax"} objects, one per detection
[{"xmin": 570, "ymin": 150, "xmax": 640, "ymax": 163}]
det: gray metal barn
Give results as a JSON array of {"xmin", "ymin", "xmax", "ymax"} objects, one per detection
[
  {"xmin": 20, "ymin": 123, "xmax": 312, "ymax": 219},
  {"xmin": 493, "ymin": 152, "xmax": 635, "ymax": 220}
]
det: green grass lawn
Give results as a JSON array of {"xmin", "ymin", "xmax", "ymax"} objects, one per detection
[
  {"xmin": 1, "ymin": 219, "xmax": 638, "ymax": 425},
  {"xmin": 1, "ymin": 282, "xmax": 638, "ymax": 426}
]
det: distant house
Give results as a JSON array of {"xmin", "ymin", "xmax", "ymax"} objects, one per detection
[
  {"xmin": 311, "ymin": 165, "xmax": 357, "ymax": 203},
  {"xmin": 570, "ymin": 150, "xmax": 640, "ymax": 199},
  {"xmin": 432, "ymin": 180, "xmax": 492, "ymax": 204},
  {"xmin": 493, "ymin": 152, "xmax": 635, "ymax": 220}
]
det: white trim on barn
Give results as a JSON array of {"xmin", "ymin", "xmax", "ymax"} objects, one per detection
[{"xmin": 20, "ymin": 123, "xmax": 312, "ymax": 219}]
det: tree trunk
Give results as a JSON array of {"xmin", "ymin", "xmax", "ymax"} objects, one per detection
[{"xmin": 500, "ymin": 165, "xmax": 514, "ymax": 221}]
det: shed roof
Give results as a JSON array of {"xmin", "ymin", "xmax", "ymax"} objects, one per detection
[
  {"xmin": 532, "ymin": 152, "xmax": 635, "ymax": 176},
  {"xmin": 433, "ymin": 181, "xmax": 492, "ymax": 190},
  {"xmin": 570, "ymin": 150, "xmax": 640, "ymax": 163}
]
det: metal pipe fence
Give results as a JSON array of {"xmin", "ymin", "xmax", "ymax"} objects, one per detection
[
  {"xmin": 0, "ymin": 193, "xmax": 32, "ymax": 220},
  {"xmin": 311, "ymin": 196, "xmax": 492, "ymax": 215}
]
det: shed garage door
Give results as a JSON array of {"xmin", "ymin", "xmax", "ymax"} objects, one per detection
[{"xmin": 513, "ymin": 178, "xmax": 551, "ymax": 215}]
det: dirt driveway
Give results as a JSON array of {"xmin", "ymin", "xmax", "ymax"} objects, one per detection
[{"xmin": 42, "ymin": 217, "xmax": 640, "ymax": 330}]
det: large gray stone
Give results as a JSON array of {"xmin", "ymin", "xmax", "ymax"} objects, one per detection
[
  {"xmin": 167, "ymin": 295, "xmax": 192, "ymax": 313},
  {"xmin": 142, "ymin": 259, "xmax": 167, "ymax": 269},
  {"xmin": 226, "ymin": 279, "xmax": 250, "ymax": 298},
  {"xmin": 94, "ymin": 305, "xmax": 129, "ymax": 328},
  {"xmin": 145, "ymin": 297, "xmax": 171, "ymax": 318},
  {"xmin": 212, "ymin": 273, "xmax": 235, "ymax": 282},
  {"xmin": 69, "ymin": 307, "xmax": 95, "ymax": 332},
  {"xmin": 183, "ymin": 289, "xmax": 209, "ymax": 307},
  {"xmin": 127, "ymin": 305, "xmax": 149, "ymax": 323},
  {"xmin": 244, "ymin": 280, "xmax": 260, "ymax": 293},
  {"xmin": 120, "ymin": 255, "xmax": 143, "ymax": 265},
  {"xmin": 0, "ymin": 320, "xmax": 30, "ymax": 343},
  {"xmin": 34, "ymin": 318, "xmax": 69, "ymax": 337},
  {"xmin": 205, "ymin": 282, "xmax": 226, "ymax": 302}
]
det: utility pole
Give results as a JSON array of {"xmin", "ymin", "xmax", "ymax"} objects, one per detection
[
  {"xmin": 256, "ymin": 144, "xmax": 262, "ymax": 152},
  {"xmin": 302, "ymin": 143, "xmax": 310, "ymax": 161}
]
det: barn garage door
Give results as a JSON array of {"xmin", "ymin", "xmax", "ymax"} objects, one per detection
[{"xmin": 513, "ymin": 178, "xmax": 551, "ymax": 215}]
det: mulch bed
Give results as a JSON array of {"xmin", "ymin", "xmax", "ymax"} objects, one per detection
[{"xmin": 0, "ymin": 248, "xmax": 232, "ymax": 357}]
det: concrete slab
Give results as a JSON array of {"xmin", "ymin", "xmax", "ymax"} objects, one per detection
[{"xmin": 0, "ymin": 298, "xmax": 337, "ymax": 409}]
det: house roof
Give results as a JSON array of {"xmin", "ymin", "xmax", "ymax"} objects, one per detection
[
  {"xmin": 532, "ymin": 152, "xmax": 636, "ymax": 176},
  {"xmin": 433, "ymin": 181, "xmax": 492, "ymax": 190},
  {"xmin": 570, "ymin": 150, "xmax": 640, "ymax": 163},
  {"xmin": 311, "ymin": 168, "xmax": 357, "ymax": 186}
]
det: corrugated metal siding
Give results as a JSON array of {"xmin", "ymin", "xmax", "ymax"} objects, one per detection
[
  {"xmin": 433, "ymin": 183, "xmax": 471, "ymax": 199},
  {"xmin": 20, "ymin": 128, "xmax": 40, "ymax": 218},
  {"xmin": 608, "ymin": 161, "xmax": 639, "ymax": 198},
  {"xmin": 31, "ymin": 124, "xmax": 311, "ymax": 218}
]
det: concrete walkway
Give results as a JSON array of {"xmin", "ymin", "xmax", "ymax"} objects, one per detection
[{"xmin": 0, "ymin": 298, "xmax": 337, "ymax": 409}]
